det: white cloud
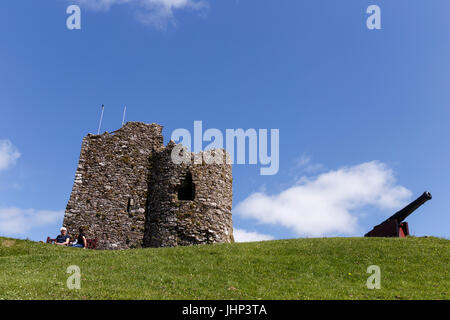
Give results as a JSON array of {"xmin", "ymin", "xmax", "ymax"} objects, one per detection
[
  {"xmin": 234, "ymin": 229, "xmax": 274, "ymax": 243},
  {"xmin": 235, "ymin": 161, "xmax": 412, "ymax": 237},
  {"xmin": 74, "ymin": 0, "xmax": 209, "ymax": 28},
  {"xmin": 0, "ymin": 207, "xmax": 63, "ymax": 236},
  {"xmin": 294, "ymin": 153, "xmax": 325, "ymax": 174},
  {"xmin": 295, "ymin": 154, "xmax": 310, "ymax": 167},
  {"xmin": 0, "ymin": 140, "xmax": 21, "ymax": 171}
]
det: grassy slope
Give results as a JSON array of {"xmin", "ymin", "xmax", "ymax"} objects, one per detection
[{"xmin": 0, "ymin": 236, "xmax": 448, "ymax": 300}]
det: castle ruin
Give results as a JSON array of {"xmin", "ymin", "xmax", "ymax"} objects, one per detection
[{"xmin": 63, "ymin": 122, "xmax": 233, "ymax": 250}]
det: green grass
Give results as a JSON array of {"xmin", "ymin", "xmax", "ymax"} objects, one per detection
[{"xmin": 0, "ymin": 236, "xmax": 448, "ymax": 300}]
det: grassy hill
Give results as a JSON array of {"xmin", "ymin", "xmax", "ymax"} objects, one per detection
[{"xmin": 0, "ymin": 236, "xmax": 448, "ymax": 300}]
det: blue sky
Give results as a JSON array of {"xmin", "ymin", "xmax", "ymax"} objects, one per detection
[{"xmin": 0, "ymin": 0, "xmax": 449, "ymax": 242}]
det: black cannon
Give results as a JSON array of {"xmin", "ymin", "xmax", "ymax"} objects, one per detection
[{"xmin": 365, "ymin": 191, "xmax": 432, "ymax": 237}]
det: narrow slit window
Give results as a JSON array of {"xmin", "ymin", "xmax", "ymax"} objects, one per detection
[
  {"xmin": 127, "ymin": 198, "xmax": 132, "ymax": 213},
  {"xmin": 178, "ymin": 172, "xmax": 195, "ymax": 201}
]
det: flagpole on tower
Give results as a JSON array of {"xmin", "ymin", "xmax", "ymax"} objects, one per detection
[
  {"xmin": 122, "ymin": 105, "xmax": 127, "ymax": 127},
  {"xmin": 97, "ymin": 104, "xmax": 105, "ymax": 135}
]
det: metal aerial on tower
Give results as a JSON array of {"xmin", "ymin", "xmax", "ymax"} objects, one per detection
[
  {"xmin": 122, "ymin": 105, "xmax": 127, "ymax": 127},
  {"xmin": 97, "ymin": 104, "xmax": 105, "ymax": 135}
]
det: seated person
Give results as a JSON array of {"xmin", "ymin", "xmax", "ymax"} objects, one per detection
[
  {"xmin": 55, "ymin": 227, "xmax": 70, "ymax": 246},
  {"xmin": 71, "ymin": 227, "xmax": 87, "ymax": 249}
]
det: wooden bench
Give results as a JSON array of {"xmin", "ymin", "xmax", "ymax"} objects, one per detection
[{"xmin": 46, "ymin": 237, "xmax": 98, "ymax": 249}]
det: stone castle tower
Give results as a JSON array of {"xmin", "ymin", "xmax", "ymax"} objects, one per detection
[{"xmin": 63, "ymin": 122, "xmax": 233, "ymax": 250}]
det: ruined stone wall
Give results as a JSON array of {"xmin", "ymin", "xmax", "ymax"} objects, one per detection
[
  {"xmin": 63, "ymin": 122, "xmax": 163, "ymax": 249},
  {"xmin": 144, "ymin": 144, "xmax": 233, "ymax": 247},
  {"xmin": 63, "ymin": 122, "xmax": 233, "ymax": 250}
]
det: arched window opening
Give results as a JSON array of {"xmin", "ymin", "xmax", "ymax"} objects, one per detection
[{"xmin": 178, "ymin": 172, "xmax": 195, "ymax": 201}]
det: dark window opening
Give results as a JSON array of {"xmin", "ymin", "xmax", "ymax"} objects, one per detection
[
  {"xmin": 178, "ymin": 172, "xmax": 195, "ymax": 201},
  {"xmin": 127, "ymin": 198, "xmax": 132, "ymax": 213}
]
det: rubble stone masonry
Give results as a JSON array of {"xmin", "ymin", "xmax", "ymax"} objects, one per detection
[{"xmin": 63, "ymin": 122, "xmax": 233, "ymax": 249}]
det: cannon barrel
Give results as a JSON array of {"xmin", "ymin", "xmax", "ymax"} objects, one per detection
[{"xmin": 382, "ymin": 191, "xmax": 432, "ymax": 224}]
